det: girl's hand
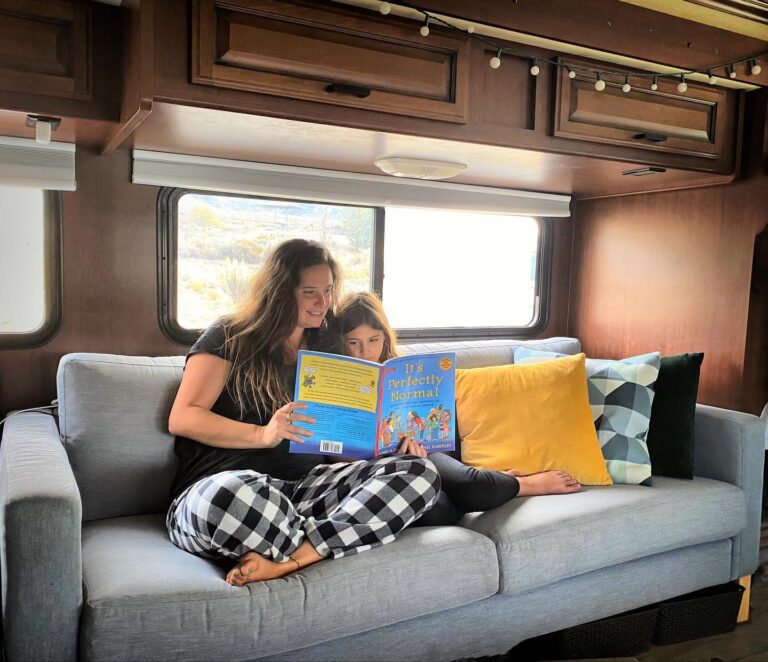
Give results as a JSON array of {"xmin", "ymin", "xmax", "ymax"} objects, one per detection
[
  {"xmin": 395, "ymin": 437, "xmax": 427, "ymax": 458},
  {"xmin": 259, "ymin": 403, "xmax": 315, "ymax": 448}
]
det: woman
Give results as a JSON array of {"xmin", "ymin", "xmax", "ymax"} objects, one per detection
[
  {"xmin": 337, "ymin": 291, "xmax": 580, "ymax": 526},
  {"xmin": 166, "ymin": 240, "xmax": 440, "ymax": 586}
]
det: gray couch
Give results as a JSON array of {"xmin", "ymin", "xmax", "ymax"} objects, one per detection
[{"xmin": 1, "ymin": 337, "xmax": 764, "ymax": 662}]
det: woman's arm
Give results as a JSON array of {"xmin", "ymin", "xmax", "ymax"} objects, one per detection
[{"xmin": 168, "ymin": 353, "xmax": 313, "ymax": 449}]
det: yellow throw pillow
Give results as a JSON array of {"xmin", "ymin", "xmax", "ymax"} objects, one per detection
[{"xmin": 456, "ymin": 354, "xmax": 612, "ymax": 486}]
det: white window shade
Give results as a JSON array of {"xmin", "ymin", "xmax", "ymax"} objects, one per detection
[
  {"xmin": 132, "ymin": 150, "xmax": 571, "ymax": 217},
  {"xmin": 0, "ymin": 137, "xmax": 76, "ymax": 191}
]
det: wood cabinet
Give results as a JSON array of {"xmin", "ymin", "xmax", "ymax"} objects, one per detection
[
  {"xmin": 191, "ymin": 0, "xmax": 469, "ymax": 122},
  {"xmin": 554, "ymin": 57, "xmax": 740, "ymax": 171},
  {"xmin": 0, "ymin": 0, "xmax": 91, "ymax": 101}
]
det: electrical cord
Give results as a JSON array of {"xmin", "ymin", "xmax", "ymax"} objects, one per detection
[{"xmin": 0, "ymin": 404, "xmax": 58, "ymax": 427}]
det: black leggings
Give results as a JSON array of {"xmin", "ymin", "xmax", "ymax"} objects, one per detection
[{"xmin": 413, "ymin": 452, "xmax": 520, "ymax": 527}]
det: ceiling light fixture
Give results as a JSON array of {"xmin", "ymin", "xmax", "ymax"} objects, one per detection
[{"xmin": 374, "ymin": 157, "xmax": 467, "ymax": 180}]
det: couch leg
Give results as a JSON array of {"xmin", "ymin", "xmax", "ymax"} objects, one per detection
[{"xmin": 737, "ymin": 575, "xmax": 751, "ymax": 623}]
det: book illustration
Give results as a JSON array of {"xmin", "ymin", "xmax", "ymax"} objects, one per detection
[{"xmin": 289, "ymin": 350, "xmax": 456, "ymax": 460}]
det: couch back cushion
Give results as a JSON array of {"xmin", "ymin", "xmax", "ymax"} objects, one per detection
[
  {"xmin": 57, "ymin": 353, "xmax": 185, "ymax": 521},
  {"xmin": 57, "ymin": 337, "xmax": 580, "ymax": 521},
  {"xmin": 398, "ymin": 337, "xmax": 580, "ymax": 367}
]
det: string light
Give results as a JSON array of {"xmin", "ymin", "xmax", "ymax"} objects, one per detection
[
  {"xmin": 363, "ymin": 3, "xmax": 766, "ymax": 94},
  {"xmin": 594, "ymin": 73, "xmax": 605, "ymax": 91}
]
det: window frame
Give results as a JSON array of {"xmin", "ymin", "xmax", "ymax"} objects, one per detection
[
  {"xmin": 158, "ymin": 187, "xmax": 552, "ymax": 344},
  {"xmin": 0, "ymin": 190, "xmax": 62, "ymax": 349}
]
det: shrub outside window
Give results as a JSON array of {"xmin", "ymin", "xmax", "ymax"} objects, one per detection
[{"xmin": 0, "ymin": 187, "xmax": 61, "ymax": 348}]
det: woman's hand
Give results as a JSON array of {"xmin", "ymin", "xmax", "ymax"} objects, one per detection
[
  {"xmin": 258, "ymin": 402, "xmax": 315, "ymax": 448},
  {"xmin": 395, "ymin": 437, "xmax": 427, "ymax": 458}
]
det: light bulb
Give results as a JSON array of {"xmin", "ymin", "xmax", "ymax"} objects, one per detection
[
  {"xmin": 622, "ymin": 76, "xmax": 631, "ymax": 93},
  {"xmin": 530, "ymin": 64, "xmax": 540, "ymax": 76},
  {"xmin": 567, "ymin": 67, "xmax": 576, "ymax": 79},
  {"xmin": 466, "ymin": 23, "xmax": 475, "ymax": 34},
  {"xmin": 751, "ymin": 60, "xmax": 762, "ymax": 75},
  {"xmin": 378, "ymin": 1, "xmax": 391, "ymax": 14},
  {"xmin": 595, "ymin": 76, "xmax": 606, "ymax": 91},
  {"xmin": 677, "ymin": 77, "xmax": 688, "ymax": 93},
  {"xmin": 420, "ymin": 23, "xmax": 430, "ymax": 36},
  {"xmin": 708, "ymin": 71, "xmax": 717, "ymax": 84},
  {"xmin": 651, "ymin": 75, "xmax": 658, "ymax": 91},
  {"xmin": 490, "ymin": 55, "xmax": 501, "ymax": 69},
  {"xmin": 729, "ymin": 66, "xmax": 737, "ymax": 79}
]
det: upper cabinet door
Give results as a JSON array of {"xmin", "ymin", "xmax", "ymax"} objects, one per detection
[
  {"xmin": 554, "ymin": 57, "xmax": 740, "ymax": 168},
  {"xmin": 0, "ymin": 0, "xmax": 92, "ymax": 101},
  {"xmin": 191, "ymin": 0, "xmax": 470, "ymax": 123}
]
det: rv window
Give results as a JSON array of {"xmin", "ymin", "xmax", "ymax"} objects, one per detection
[
  {"xmin": 160, "ymin": 190, "xmax": 550, "ymax": 344},
  {"xmin": 382, "ymin": 208, "xmax": 543, "ymax": 336},
  {"xmin": 160, "ymin": 190, "xmax": 377, "ymax": 343},
  {"xmin": 0, "ymin": 187, "xmax": 61, "ymax": 348}
]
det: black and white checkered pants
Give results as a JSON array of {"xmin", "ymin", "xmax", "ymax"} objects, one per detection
[{"xmin": 166, "ymin": 456, "xmax": 440, "ymax": 562}]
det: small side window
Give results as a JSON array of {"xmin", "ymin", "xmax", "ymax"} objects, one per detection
[{"xmin": 0, "ymin": 187, "xmax": 61, "ymax": 348}]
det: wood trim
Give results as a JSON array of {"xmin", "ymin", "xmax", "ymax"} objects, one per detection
[
  {"xmin": 738, "ymin": 575, "xmax": 751, "ymax": 623},
  {"xmin": 101, "ymin": 100, "xmax": 153, "ymax": 155}
]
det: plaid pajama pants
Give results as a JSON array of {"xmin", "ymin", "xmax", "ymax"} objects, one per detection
[{"xmin": 166, "ymin": 456, "xmax": 440, "ymax": 562}]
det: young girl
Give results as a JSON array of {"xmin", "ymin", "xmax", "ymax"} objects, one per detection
[
  {"xmin": 336, "ymin": 291, "xmax": 581, "ymax": 525},
  {"xmin": 166, "ymin": 240, "xmax": 440, "ymax": 586}
]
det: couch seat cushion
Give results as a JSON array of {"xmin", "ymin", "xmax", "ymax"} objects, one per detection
[
  {"xmin": 459, "ymin": 476, "xmax": 745, "ymax": 595},
  {"xmin": 80, "ymin": 514, "xmax": 498, "ymax": 662}
]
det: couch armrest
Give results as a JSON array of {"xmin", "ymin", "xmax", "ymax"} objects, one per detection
[
  {"xmin": 0, "ymin": 412, "xmax": 82, "ymax": 662},
  {"xmin": 694, "ymin": 404, "xmax": 765, "ymax": 579}
]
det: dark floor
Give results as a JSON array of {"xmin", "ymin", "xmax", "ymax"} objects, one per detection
[{"xmin": 634, "ymin": 566, "xmax": 768, "ymax": 662}]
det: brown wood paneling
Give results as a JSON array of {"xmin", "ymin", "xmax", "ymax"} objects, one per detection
[
  {"xmin": 191, "ymin": 0, "xmax": 470, "ymax": 123},
  {"xmin": 569, "ymin": 88, "xmax": 768, "ymax": 412},
  {"xmin": 0, "ymin": 149, "xmax": 182, "ymax": 416}
]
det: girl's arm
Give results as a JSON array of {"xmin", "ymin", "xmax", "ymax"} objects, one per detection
[{"xmin": 168, "ymin": 353, "xmax": 313, "ymax": 449}]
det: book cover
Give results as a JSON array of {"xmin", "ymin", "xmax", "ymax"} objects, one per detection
[{"xmin": 289, "ymin": 350, "xmax": 456, "ymax": 460}]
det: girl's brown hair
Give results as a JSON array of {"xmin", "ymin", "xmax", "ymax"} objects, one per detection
[
  {"xmin": 222, "ymin": 239, "xmax": 341, "ymax": 418},
  {"xmin": 337, "ymin": 291, "xmax": 398, "ymax": 362}
]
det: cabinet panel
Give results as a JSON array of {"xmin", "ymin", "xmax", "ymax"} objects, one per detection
[
  {"xmin": 192, "ymin": 0, "xmax": 469, "ymax": 122},
  {"xmin": 0, "ymin": 0, "xmax": 91, "ymax": 101},
  {"xmin": 555, "ymin": 57, "xmax": 737, "ymax": 163}
]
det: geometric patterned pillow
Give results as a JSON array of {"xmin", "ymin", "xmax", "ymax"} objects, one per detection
[{"xmin": 513, "ymin": 348, "xmax": 661, "ymax": 485}]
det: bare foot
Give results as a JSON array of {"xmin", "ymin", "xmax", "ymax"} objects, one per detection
[
  {"xmin": 516, "ymin": 470, "xmax": 581, "ymax": 496},
  {"xmin": 225, "ymin": 552, "xmax": 297, "ymax": 586}
]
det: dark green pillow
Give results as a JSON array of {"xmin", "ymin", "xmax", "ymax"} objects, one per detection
[{"xmin": 646, "ymin": 353, "xmax": 704, "ymax": 479}]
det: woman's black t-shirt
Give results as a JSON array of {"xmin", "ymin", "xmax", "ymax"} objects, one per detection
[{"xmin": 169, "ymin": 320, "xmax": 330, "ymax": 501}]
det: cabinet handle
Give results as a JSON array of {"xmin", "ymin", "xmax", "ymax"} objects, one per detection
[
  {"xmin": 325, "ymin": 83, "xmax": 371, "ymax": 98},
  {"xmin": 634, "ymin": 132, "xmax": 668, "ymax": 143}
]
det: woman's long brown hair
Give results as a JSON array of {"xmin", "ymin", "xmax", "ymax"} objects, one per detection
[
  {"xmin": 337, "ymin": 291, "xmax": 398, "ymax": 361},
  {"xmin": 221, "ymin": 239, "xmax": 341, "ymax": 419}
]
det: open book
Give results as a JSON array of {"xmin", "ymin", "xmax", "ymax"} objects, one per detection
[{"xmin": 289, "ymin": 350, "xmax": 456, "ymax": 460}]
